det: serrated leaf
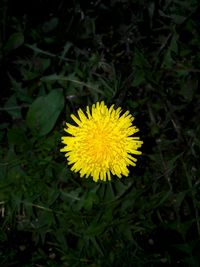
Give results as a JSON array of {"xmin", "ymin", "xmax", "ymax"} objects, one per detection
[{"xmin": 26, "ymin": 89, "xmax": 64, "ymax": 136}]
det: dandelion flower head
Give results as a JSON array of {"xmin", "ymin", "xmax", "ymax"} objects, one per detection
[{"xmin": 61, "ymin": 101, "xmax": 143, "ymax": 182}]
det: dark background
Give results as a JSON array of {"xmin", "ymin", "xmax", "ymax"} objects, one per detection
[{"xmin": 0, "ymin": 0, "xmax": 200, "ymax": 266}]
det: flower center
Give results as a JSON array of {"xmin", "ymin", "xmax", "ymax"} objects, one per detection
[
  {"xmin": 93, "ymin": 128, "xmax": 110, "ymax": 152},
  {"xmin": 84, "ymin": 123, "xmax": 114, "ymax": 163}
]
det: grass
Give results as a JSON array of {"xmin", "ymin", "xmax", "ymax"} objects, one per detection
[{"xmin": 0, "ymin": 0, "xmax": 200, "ymax": 266}]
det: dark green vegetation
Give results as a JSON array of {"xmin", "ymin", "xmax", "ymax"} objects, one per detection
[{"xmin": 1, "ymin": 0, "xmax": 200, "ymax": 266}]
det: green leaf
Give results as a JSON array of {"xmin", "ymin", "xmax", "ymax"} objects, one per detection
[
  {"xmin": 132, "ymin": 69, "xmax": 145, "ymax": 86},
  {"xmin": 162, "ymin": 32, "xmax": 178, "ymax": 68},
  {"xmin": 42, "ymin": 17, "xmax": 58, "ymax": 33},
  {"xmin": 133, "ymin": 49, "xmax": 150, "ymax": 68},
  {"xmin": 173, "ymin": 240, "xmax": 197, "ymax": 254},
  {"xmin": 4, "ymin": 95, "xmax": 22, "ymax": 119},
  {"xmin": 26, "ymin": 89, "xmax": 64, "ymax": 136},
  {"xmin": 7, "ymin": 128, "xmax": 27, "ymax": 146},
  {"xmin": 85, "ymin": 219, "xmax": 106, "ymax": 237},
  {"xmin": 180, "ymin": 77, "xmax": 197, "ymax": 102},
  {"xmin": 5, "ymin": 32, "xmax": 24, "ymax": 52},
  {"xmin": 41, "ymin": 74, "xmax": 103, "ymax": 93}
]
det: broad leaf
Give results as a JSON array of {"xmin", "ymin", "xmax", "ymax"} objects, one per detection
[{"xmin": 26, "ymin": 89, "xmax": 64, "ymax": 136}]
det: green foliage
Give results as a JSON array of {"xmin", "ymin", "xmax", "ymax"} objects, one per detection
[
  {"xmin": 26, "ymin": 89, "xmax": 64, "ymax": 136},
  {"xmin": 0, "ymin": 0, "xmax": 200, "ymax": 266}
]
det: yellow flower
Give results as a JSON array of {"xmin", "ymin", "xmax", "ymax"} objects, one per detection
[{"xmin": 61, "ymin": 101, "xmax": 143, "ymax": 182}]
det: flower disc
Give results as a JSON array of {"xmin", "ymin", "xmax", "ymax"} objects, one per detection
[{"xmin": 61, "ymin": 101, "xmax": 143, "ymax": 182}]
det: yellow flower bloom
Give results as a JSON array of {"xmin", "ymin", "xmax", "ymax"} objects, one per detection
[{"xmin": 61, "ymin": 101, "xmax": 143, "ymax": 182}]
